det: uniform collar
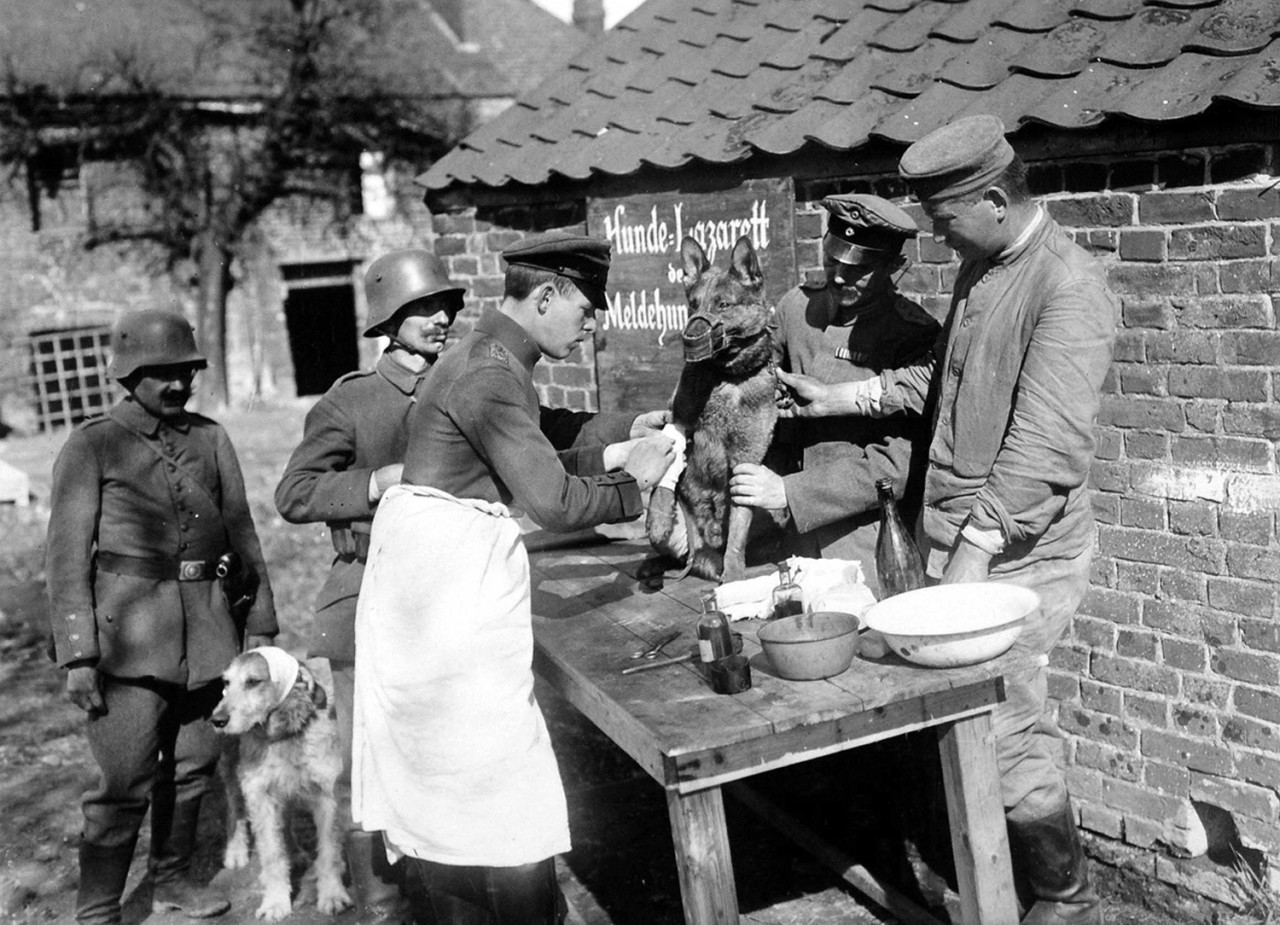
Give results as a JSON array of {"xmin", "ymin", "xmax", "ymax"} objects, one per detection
[
  {"xmin": 376, "ymin": 351, "xmax": 428, "ymax": 395},
  {"xmin": 111, "ymin": 397, "xmax": 191, "ymax": 435},
  {"xmin": 991, "ymin": 204, "xmax": 1046, "ymax": 267},
  {"xmin": 476, "ymin": 306, "xmax": 541, "ymax": 373}
]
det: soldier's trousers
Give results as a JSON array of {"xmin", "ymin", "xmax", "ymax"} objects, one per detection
[
  {"xmin": 988, "ymin": 546, "xmax": 1093, "ymax": 824},
  {"xmin": 81, "ymin": 676, "xmax": 223, "ymax": 848}
]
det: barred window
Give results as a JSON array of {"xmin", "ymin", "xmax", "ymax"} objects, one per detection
[{"xmin": 26, "ymin": 326, "xmax": 118, "ymax": 431}]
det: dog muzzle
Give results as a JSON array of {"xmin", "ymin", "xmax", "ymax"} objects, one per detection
[{"xmin": 682, "ymin": 313, "xmax": 772, "ymax": 363}]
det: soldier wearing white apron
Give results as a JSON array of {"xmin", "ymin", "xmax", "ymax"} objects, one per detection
[{"xmin": 353, "ymin": 232, "xmax": 674, "ymax": 924}]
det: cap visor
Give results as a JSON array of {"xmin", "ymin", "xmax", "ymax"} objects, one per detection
[{"xmin": 824, "ymin": 234, "xmax": 887, "ymax": 267}]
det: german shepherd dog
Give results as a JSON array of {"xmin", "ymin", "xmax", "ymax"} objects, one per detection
[{"xmin": 647, "ymin": 235, "xmax": 778, "ymax": 582}]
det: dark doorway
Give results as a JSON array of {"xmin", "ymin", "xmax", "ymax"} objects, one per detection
[{"xmin": 283, "ymin": 279, "xmax": 360, "ymax": 396}]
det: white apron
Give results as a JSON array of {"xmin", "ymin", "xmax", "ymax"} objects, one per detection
[{"xmin": 352, "ymin": 484, "xmax": 570, "ymax": 866}]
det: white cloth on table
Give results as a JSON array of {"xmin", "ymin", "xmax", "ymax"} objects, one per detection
[
  {"xmin": 714, "ymin": 556, "xmax": 873, "ymax": 622},
  {"xmin": 352, "ymin": 483, "xmax": 570, "ymax": 867}
]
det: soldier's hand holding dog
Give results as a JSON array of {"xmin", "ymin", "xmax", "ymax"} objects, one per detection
[
  {"xmin": 776, "ymin": 369, "xmax": 875, "ymax": 419},
  {"xmin": 730, "ymin": 463, "xmax": 788, "ymax": 511},
  {"xmin": 66, "ymin": 664, "xmax": 106, "ymax": 715},
  {"xmin": 628, "ymin": 409, "xmax": 671, "ymax": 438}
]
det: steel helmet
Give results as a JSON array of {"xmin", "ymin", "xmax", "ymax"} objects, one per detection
[
  {"xmin": 363, "ymin": 250, "xmax": 466, "ymax": 338},
  {"xmin": 107, "ymin": 309, "xmax": 207, "ymax": 379}
]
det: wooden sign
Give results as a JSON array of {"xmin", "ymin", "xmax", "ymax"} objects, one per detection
[{"xmin": 587, "ymin": 178, "xmax": 796, "ymax": 415}]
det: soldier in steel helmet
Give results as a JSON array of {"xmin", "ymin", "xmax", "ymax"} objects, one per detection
[
  {"xmin": 274, "ymin": 248, "xmax": 465, "ymax": 922},
  {"xmin": 45, "ymin": 309, "xmax": 278, "ymax": 924},
  {"xmin": 728, "ymin": 193, "xmax": 940, "ymax": 595}
]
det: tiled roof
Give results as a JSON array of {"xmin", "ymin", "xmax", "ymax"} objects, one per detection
[
  {"xmin": 420, "ymin": 0, "xmax": 1280, "ymax": 200},
  {"xmin": 0, "ymin": 0, "xmax": 572, "ymax": 102}
]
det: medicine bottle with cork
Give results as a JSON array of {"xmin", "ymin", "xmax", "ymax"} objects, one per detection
[{"xmin": 696, "ymin": 590, "xmax": 733, "ymax": 663}]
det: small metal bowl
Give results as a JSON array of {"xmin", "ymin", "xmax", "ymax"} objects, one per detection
[
  {"xmin": 757, "ymin": 611, "xmax": 861, "ymax": 681},
  {"xmin": 864, "ymin": 583, "xmax": 1038, "ymax": 668}
]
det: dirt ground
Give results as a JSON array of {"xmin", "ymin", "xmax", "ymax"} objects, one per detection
[{"xmin": 0, "ymin": 403, "xmax": 1244, "ymax": 924}]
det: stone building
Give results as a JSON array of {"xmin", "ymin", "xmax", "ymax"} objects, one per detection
[
  {"xmin": 417, "ymin": 0, "xmax": 1280, "ymax": 910},
  {"xmin": 0, "ymin": 0, "xmax": 592, "ymax": 432}
]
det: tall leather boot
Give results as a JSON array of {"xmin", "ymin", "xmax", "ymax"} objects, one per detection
[
  {"xmin": 76, "ymin": 840, "xmax": 136, "ymax": 925},
  {"xmin": 149, "ymin": 795, "xmax": 230, "ymax": 918},
  {"xmin": 347, "ymin": 830, "xmax": 412, "ymax": 923},
  {"xmin": 1006, "ymin": 801, "xmax": 1103, "ymax": 925}
]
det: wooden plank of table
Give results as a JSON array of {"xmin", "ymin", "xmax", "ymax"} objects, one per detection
[
  {"xmin": 937, "ymin": 713, "xmax": 1019, "ymax": 925},
  {"xmin": 666, "ymin": 678, "xmax": 1001, "ymax": 792},
  {"xmin": 666, "ymin": 787, "xmax": 739, "ymax": 925}
]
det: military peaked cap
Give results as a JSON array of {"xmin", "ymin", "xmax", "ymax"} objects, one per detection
[
  {"xmin": 502, "ymin": 232, "xmax": 612, "ymax": 309},
  {"xmin": 821, "ymin": 194, "xmax": 918, "ymax": 266},
  {"xmin": 898, "ymin": 114, "xmax": 1015, "ymax": 204}
]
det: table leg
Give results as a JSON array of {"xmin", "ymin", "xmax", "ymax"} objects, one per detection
[
  {"xmin": 666, "ymin": 787, "xmax": 739, "ymax": 925},
  {"xmin": 937, "ymin": 712, "xmax": 1018, "ymax": 925}
]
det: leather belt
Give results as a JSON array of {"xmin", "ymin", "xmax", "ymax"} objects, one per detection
[{"xmin": 96, "ymin": 551, "xmax": 220, "ymax": 581}]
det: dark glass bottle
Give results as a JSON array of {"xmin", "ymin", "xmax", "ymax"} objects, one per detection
[
  {"xmin": 696, "ymin": 590, "xmax": 733, "ymax": 663},
  {"xmin": 875, "ymin": 477, "xmax": 925, "ymax": 598},
  {"xmin": 770, "ymin": 562, "xmax": 804, "ymax": 621}
]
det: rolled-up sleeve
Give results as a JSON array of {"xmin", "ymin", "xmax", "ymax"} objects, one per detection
[{"xmin": 968, "ymin": 279, "xmax": 1118, "ymax": 543}]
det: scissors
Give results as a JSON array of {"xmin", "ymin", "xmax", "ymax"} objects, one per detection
[{"xmin": 629, "ymin": 629, "xmax": 681, "ymax": 660}]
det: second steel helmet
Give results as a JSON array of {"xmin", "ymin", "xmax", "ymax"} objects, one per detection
[
  {"xmin": 107, "ymin": 309, "xmax": 207, "ymax": 379},
  {"xmin": 362, "ymin": 250, "xmax": 466, "ymax": 338}
]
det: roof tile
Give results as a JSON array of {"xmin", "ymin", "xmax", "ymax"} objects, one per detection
[
  {"xmin": 1218, "ymin": 46, "xmax": 1280, "ymax": 107},
  {"xmin": 1025, "ymin": 62, "xmax": 1137, "ymax": 127},
  {"xmin": 995, "ymin": 0, "xmax": 1077, "ymax": 32},
  {"xmin": 930, "ymin": 0, "xmax": 1023, "ymax": 41},
  {"xmin": 1010, "ymin": 17, "xmax": 1109, "ymax": 77},
  {"xmin": 938, "ymin": 27, "xmax": 1039, "ymax": 88},
  {"xmin": 1097, "ymin": 6, "xmax": 1210, "ymax": 66},
  {"xmin": 1190, "ymin": 0, "xmax": 1280, "ymax": 54},
  {"xmin": 1117, "ymin": 50, "xmax": 1253, "ymax": 119},
  {"xmin": 871, "ymin": 1, "xmax": 964, "ymax": 51},
  {"xmin": 1072, "ymin": 0, "xmax": 1145, "ymax": 19},
  {"xmin": 871, "ymin": 37, "xmax": 968, "ymax": 95}
]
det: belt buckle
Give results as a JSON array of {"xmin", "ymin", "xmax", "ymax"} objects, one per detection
[{"xmin": 179, "ymin": 560, "xmax": 206, "ymax": 581}]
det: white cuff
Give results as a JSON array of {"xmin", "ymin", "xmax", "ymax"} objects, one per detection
[{"xmin": 961, "ymin": 523, "xmax": 1006, "ymax": 556}]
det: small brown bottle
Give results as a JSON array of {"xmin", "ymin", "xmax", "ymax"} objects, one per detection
[
  {"xmin": 696, "ymin": 590, "xmax": 733, "ymax": 663},
  {"xmin": 770, "ymin": 562, "xmax": 804, "ymax": 621},
  {"xmin": 875, "ymin": 477, "xmax": 925, "ymax": 598}
]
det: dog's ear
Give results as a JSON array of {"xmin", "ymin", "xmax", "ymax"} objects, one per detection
[
  {"xmin": 729, "ymin": 235, "xmax": 762, "ymax": 289},
  {"xmin": 298, "ymin": 664, "xmax": 328, "ymax": 710},
  {"xmin": 680, "ymin": 236, "xmax": 709, "ymax": 292}
]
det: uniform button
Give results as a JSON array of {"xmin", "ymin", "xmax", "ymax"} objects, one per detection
[
  {"xmin": 961, "ymin": 318, "xmax": 972, "ymax": 328},
  {"xmin": 70, "ymin": 633, "xmax": 79, "ymax": 640},
  {"xmin": 68, "ymin": 614, "xmax": 76, "ymax": 620}
]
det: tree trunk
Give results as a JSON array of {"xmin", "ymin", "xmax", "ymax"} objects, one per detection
[{"xmin": 195, "ymin": 232, "xmax": 233, "ymax": 410}]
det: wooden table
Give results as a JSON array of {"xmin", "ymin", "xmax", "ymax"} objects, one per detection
[{"xmin": 527, "ymin": 524, "xmax": 1027, "ymax": 925}]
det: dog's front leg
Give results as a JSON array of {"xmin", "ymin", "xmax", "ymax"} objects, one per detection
[
  {"xmin": 721, "ymin": 503, "xmax": 753, "ymax": 583},
  {"xmin": 245, "ymin": 787, "xmax": 292, "ymax": 921},
  {"xmin": 311, "ymin": 794, "xmax": 353, "ymax": 915}
]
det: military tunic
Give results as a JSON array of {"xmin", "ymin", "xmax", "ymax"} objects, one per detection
[
  {"xmin": 275, "ymin": 352, "xmax": 427, "ymax": 661},
  {"xmin": 46, "ymin": 398, "xmax": 277, "ymax": 685},
  {"xmin": 774, "ymin": 277, "xmax": 939, "ymax": 592}
]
